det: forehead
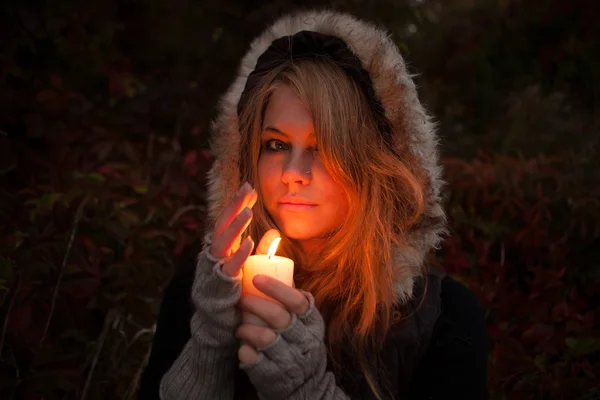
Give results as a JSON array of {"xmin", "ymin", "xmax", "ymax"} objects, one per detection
[{"xmin": 263, "ymin": 85, "xmax": 314, "ymax": 138}]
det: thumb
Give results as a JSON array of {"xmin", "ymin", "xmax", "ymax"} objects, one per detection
[{"xmin": 255, "ymin": 229, "xmax": 281, "ymax": 255}]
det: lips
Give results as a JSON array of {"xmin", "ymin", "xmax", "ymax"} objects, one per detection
[
  {"xmin": 278, "ymin": 203, "xmax": 317, "ymax": 212},
  {"xmin": 278, "ymin": 197, "xmax": 317, "ymax": 206},
  {"xmin": 278, "ymin": 197, "xmax": 317, "ymax": 210}
]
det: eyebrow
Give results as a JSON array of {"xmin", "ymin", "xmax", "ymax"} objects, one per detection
[
  {"xmin": 264, "ymin": 125, "xmax": 287, "ymax": 136},
  {"xmin": 263, "ymin": 125, "xmax": 315, "ymax": 138}
]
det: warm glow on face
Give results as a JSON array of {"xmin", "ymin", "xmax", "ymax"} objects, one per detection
[
  {"xmin": 267, "ymin": 237, "xmax": 282, "ymax": 258},
  {"xmin": 258, "ymin": 85, "xmax": 350, "ymax": 242}
]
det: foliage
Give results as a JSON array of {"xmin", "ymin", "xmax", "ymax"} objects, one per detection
[
  {"xmin": 440, "ymin": 151, "xmax": 599, "ymax": 399},
  {"xmin": 0, "ymin": 76, "xmax": 213, "ymax": 398},
  {"xmin": 406, "ymin": 0, "xmax": 599, "ymax": 158},
  {"xmin": 0, "ymin": 0, "xmax": 598, "ymax": 399}
]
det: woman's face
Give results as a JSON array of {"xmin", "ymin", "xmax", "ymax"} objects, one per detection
[{"xmin": 258, "ymin": 84, "xmax": 350, "ymax": 243}]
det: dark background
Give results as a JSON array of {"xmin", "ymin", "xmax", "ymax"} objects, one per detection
[{"xmin": 0, "ymin": 0, "xmax": 598, "ymax": 399}]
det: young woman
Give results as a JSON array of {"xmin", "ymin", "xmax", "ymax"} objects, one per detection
[{"xmin": 139, "ymin": 10, "xmax": 487, "ymax": 400}]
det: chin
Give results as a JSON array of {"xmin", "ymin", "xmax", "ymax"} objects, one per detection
[
  {"xmin": 277, "ymin": 220, "xmax": 325, "ymax": 241},
  {"xmin": 281, "ymin": 227, "xmax": 321, "ymax": 241}
]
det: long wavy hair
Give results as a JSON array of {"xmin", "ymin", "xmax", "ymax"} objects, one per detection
[{"xmin": 238, "ymin": 59, "xmax": 427, "ymax": 399}]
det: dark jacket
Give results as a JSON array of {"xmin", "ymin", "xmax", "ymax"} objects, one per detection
[{"xmin": 138, "ymin": 256, "xmax": 487, "ymax": 399}]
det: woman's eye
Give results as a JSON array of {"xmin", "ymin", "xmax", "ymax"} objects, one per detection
[{"xmin": 265, "ymin": 139, "xmax": 289, "ymax": 151}]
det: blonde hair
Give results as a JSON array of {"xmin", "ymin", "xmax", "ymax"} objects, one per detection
[{"xmin": 238, "ymin": 59, "xmax": 427, "ymax": 399}]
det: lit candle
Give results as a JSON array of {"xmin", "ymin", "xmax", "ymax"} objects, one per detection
[{"xmin": 241, "ymin": 237, "xmax": 294, "ymax": 326}]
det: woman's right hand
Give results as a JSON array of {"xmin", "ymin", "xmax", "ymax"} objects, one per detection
[
  {"xmin": 209, "ymin": 181, "xmax": 282, "ymax": 278},
  {"xmin": 209, "ymin": 182, "xmax": 258, "ymax": 277}
]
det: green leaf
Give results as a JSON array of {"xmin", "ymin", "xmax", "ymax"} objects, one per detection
[
  {"xmin": 117, "ymin": 209, "xmax": 141, "ymax": 228},
  {"xmin": 566, "ymin": 337, "xmax": 600, "ymax": 357},
  {"xmin": 72, "ymin": 171, "xmax": 86, "ymax": 180},
  {"xmin": 40, "ymin": 192, "xmax": 63, "ymax": 208},
  {"xmin": 0, "ymin": 256, "xmax": 14, "ymax": 290},
  {"xmin": 0, "ymin": 255, "xmax": 14, "ymax": 276},
  {"xmin": 7, "ymin": 231, "xmax": 26, "ymax": 249},
  {"xmin": 71, "ymin": 171, "xmax": 106, "ymax": 182},
  {"xmin": 88, "ymin": 172, "xmax": 106, "ymax": 182},
  {"xmin": 134, "ymin": 185, "xmax": 148, "ymax": 194}
]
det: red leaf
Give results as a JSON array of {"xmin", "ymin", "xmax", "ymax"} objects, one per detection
[
  {"xmin": 185, "ymin": 222, "xmax": 200, "ymax": 230},
  {"xmin": 552, "ymin": 301, "xmax": 569, "ymax": 323},
  {"xmin": 50, "ymin": 75, "xmax": 63, "ymax": 89},
  {"xmin": 61, "ymin": 273, "xmax": 101, "ymax": 298},
  {"xmin": 79, "ymin": 233, "xmax": 97, "ymax": 253},
  {"xmin": 199, "ymin": 149, "xmax": 214, "ymax": 164},
  {"xmin": 100, "ymin": 247, "xmax": 114, "ymax": 256},
  {"xmin": 7, "ymin": 302, "xmax": 33, "ymax": 336},
  {"xmin": 579, "ymin": 360, "xmax": 597, "ymax": 379},
  {"xmin": 174, "ymin": 230, "xmax": 187, "ymax": 256},
  {"xmin": 124, "ymin": 242, "xmax": 135, "ymax": 259},
  {"xmin": 107, "ymin": 69, "xmax": 131, "ymax": 96},
  {"xmin": 522, "ymin": 324, "xmax": 554, "ymax": 343},
  {"xmin": 183, "ymin": 150, "xmax": 198, "ymax": 176},
  {"xmin": 183, "ymin": 150, "xmax": 197, "ymax": 167},
  {"xmin": 36, "ymin": 90, "xmax": 59, "ymax": 103},
  {"xmin": 579, "ymin": 311, "xmax": 595, "ymax": 331},
  {"xmin": 96, "ymin": 164, "xmax": 115, "ymax": 175}
]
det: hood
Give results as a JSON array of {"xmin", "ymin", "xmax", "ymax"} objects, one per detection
[{"xmin": 205, "ymin": 10, "xmax": 446, "ymax": 302}]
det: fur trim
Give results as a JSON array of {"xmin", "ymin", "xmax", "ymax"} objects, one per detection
[{"xmin": 206, "ymin": 10, "xmax": 446, "ymax": 301}]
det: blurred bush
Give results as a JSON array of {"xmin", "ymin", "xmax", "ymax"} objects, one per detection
[
  {"xmin": 441, "ymin": 150, "xmax": 599, "ymax": 399},
  {"xmin": 0, "ymin": 0, "xmax": 598, "ymax": 399}
]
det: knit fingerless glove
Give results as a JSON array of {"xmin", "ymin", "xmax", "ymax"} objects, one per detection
[{"xmin": 240, "ymin": 291, "xmax": 351, "ymax": 400}]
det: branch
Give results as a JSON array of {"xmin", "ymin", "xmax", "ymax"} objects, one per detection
[
  {"xmin": 0, "ymin": 273, "xmax": 21, "ymax": 354},
  {"xmin": 38, "ymin": 197, "xmax": 88, "ymax": 347},
  {"xmin": 168, "ymin": 204, "xmax": 203, "ymax": 227},
  {"xmin": 80, "ymin": 308, "xmax": 118, "ymax": 400},
  {"xmin": 123, "ymin": 324, "xmax": 156, "ymax": 400}
]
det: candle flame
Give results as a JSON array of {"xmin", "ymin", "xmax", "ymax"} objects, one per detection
[{"xmin": 267, "ymin": 237, "xmax": 282, "ymax": 259}]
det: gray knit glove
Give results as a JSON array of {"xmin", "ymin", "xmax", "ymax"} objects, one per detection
[
  {"xmin": 159, "ymin": 244, "xmax": 241, "ymax": 400},
  {"xmin": 240, "ymin": 291, "xmax": 351, "ymax": 400}
]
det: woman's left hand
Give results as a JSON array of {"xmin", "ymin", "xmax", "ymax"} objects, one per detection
[
  {"xmin": 236, "ymin": 275, "xmax": 311, "ymax": 364},
  {"xmin": 235, "ymin": 275, "xmax": 335, "ymax": 399},
  {"xmin": 235, "ymin": 278, "xmax": 346, "ymax": 399}
]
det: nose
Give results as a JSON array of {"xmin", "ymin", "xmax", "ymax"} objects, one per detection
[{"xmin": 281, "ymin": 152, "xmax": 312, "ymax": 186}]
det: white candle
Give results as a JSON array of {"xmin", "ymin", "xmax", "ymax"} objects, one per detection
[{"xmin": 241, "ymin": 238, "xmax": 294, "ymax": 325}]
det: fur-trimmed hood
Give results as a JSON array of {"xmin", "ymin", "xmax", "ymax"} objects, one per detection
[{"xmin": 205, "ymin": 10, "xmax": 446, "ymax": 303}]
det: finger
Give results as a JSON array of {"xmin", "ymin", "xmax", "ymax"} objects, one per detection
[
  {"xmin": 242, "ymin": 311, "xmax": 269, "ymax": 327},
  {"xmin": 247, "ymin": 189, "xmax": 258, "ymax": 210},
  {"xmin": 210, "ymin": 207, "xmax": 253, "ymax": 258},
  {"xmin": 253, "ymin": 275, "xmax": 310, "ymax": 315},
  {"xmin": 213, "ymin": 182, "xmax": 255, "ymax": 238},
  {"xmin": 255, "ymin": 229, "xmax": 282, "ymax": 255},
  {"xmin": 238, "ymin": 294, "xmax": 292, "ymax": 330},
  {"xmin": 238, "ymin": 343, "xmax": 260, "ymax": 365},
  {"xmin": 235, "ymin": 324, "xmax": 278, "ymax": 350},
  {"xmin": 221, "ymin": 236, "xmax": 254, "ymax": 277}
]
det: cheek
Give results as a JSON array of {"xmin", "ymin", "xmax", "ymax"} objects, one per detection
[
  {"xmin": 323, "ymin": 175, "xmax": 351, "ymax": 220},
  {"xmin": 258, "ymin": 157, "xmax": 280, "ymax": 198},
  {"xmin": 332, "ymin": 187, "xmax": 351, "ymax": 220}
]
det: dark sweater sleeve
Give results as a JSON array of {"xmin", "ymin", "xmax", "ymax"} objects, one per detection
[
  {"xmin": 409, "ymin": 276, "xmax": 488, "ymax": 400},
  {"xmin": 137, "ymin": 261, "xmax": 194, "ymax": 400}
]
